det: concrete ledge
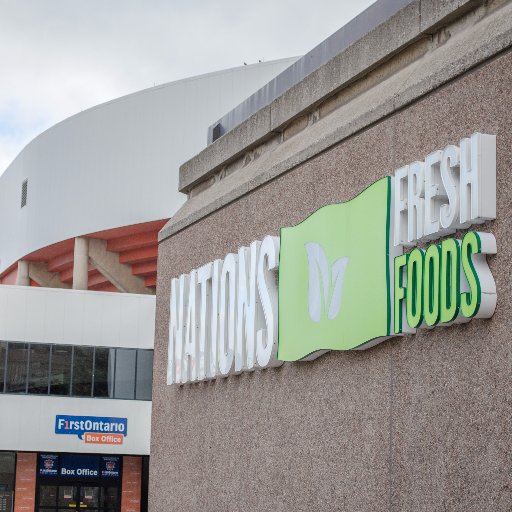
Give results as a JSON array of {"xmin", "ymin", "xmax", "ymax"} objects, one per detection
[
  {"xmin": 268, "ymin": 1, "xmax": 421, "ymax": 132},
  {"xmin": 419, "ymin": 0, "xmax": 483, "ymax": 32},
  {"xmin": 178, "ymin": 0, "xmax": 484, "ymax": 194},
  {"xmin": 160, "ymin": 0, "xmax": 512, "ymax": 242},
  {"xmin": 179, "ymin": 105, "xmax": 272, "ymax": 194}
]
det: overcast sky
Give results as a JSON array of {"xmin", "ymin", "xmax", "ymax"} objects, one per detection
[{"xmin": 0, "ymin": 0, "xmax": 375, "ymax": 174}]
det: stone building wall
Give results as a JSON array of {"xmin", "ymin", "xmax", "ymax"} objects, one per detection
[{"xmin": 150, "ymin": 2, "xmax": 512, "ymax": 510}]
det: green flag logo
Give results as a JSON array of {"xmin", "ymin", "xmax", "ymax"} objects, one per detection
[{"xmin": 278, "ymin": 177, "xmax": 393, "ymax": 361}]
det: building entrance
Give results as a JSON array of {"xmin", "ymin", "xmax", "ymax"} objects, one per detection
[
  {"xmin": 38, "ymin": 484, "xmax": 119, "ymax": 512},
  {"xmin": 37, "ymin": 454, "xmax": 121, "ymax": 512}
]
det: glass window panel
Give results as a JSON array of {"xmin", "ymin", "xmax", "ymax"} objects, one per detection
[
  {"xmin": 0, "ymin": 452, "xmax": 15, "ymax": 512},
  {"xmin": 50, "ymin": 345, "xmax": 72, "ymax": 396},
  {"xmin": 101, "ymin": 487, "xmax": 118, "ymax": 510},
  {"xmin": 114, "ymin": 349, "xmax": 136, "ymax": 399},
  {"xmin": 58, "ymin": 486, "xmax": 77, "ymax": 508},
  {"xmin": 28, "ymin": 344, "xmax": 50, "ymax": 394},
  {"xmin": 93, "ymin": 348, "xmax": 115, "ymax": 398},
  {"xmin": 6, "ymin": 343, "xmax": 28, "ymax": 393},
  {"xmin": 0, "ymin": 342, "xmax": 6, "ymax": 393},
  {"xmin": 80, "ymin": 487, "xmax": 99, "ymax": 508},
  {"xmin": 72, "ymin": 346, "xmax": 93, "ymax": 397},
  {"xmin": 0, "ymin": 451, "xmax": 15, "ymax": 484},
  {"xmin": 135, "ymin": 350, "xmax": 153, "ymax": 401},
  {"xmin": 39, "ymin": 486, "xmax": 58, "ymax": 507}
]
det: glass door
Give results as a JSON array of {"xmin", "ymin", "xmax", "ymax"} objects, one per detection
[
  {"xmin": 58, "ymin": 485, "xmax": 78, "ymax": 511},
  {"xmin": 39, "ymin": 485, "xmax": 59, "ymax": 511},
  {"xmin": 100, "ymin": 487, "xmax": 118, "ymax": 512},
  {"xmin": 80, "ymin": 486, "xmax": 99, "ymax": 510}
]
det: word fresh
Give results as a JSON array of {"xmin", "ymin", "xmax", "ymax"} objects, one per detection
[{"xmin": 393, "ymin": 133, "xmax": 495, "ymax": 246}]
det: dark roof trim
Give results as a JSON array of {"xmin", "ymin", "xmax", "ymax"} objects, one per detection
[{"xmin": 207, "ymin": 0, "xmax": 412, "ymax": 144}]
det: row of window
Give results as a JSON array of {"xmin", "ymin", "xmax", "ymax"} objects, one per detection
[{"xmin": 0, "ymin": 342, "xmax": 153, "ymax": 401}]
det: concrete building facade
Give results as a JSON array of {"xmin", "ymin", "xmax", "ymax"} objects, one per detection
[{"xmin": 153, "ymin": 1, "xmax": 512, "ymax": 511}]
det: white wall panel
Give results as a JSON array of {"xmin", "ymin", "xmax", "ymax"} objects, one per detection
[
  {"xmin": 0, "ymin": 395, "xmax": 151, "ymax": 455},
  {"xmin": 0, "ymin": 58, "xmax": 297, "ymax": 273},
  {"xmin": 0, "ymin": 285, "xmax": 155, "ymax": 349}
]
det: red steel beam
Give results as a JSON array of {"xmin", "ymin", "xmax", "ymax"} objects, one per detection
[
  {"xmin": 60, "ymin": 263, "xmax": 95, "ymax": 283},
  {"xmin": 47, "ymin": 251, "xmax": 74, "ymax": 273},
  {"xmin": 107, "ymin": 231, "xmax": 158, "ymax": 252},
  {"xmin": 119, "ymin": 247, "xmax": 158, "ymax": 264},
  {"xmin": 89, "ymin": 282, "xmax": 119, "ymax": 293},
  {"xmin": 131, "ymin": 260, "xmax": 157, "ymax": 277},
  {"xmin": 144, "ymin": 275, "xmax": 157, "ymax": 287}
]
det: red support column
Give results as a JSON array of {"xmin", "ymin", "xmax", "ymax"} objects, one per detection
[
  {"xmin": 121, "ymin": 456, "xmax": 142, "ymax": 512},
  {"xmin": 14, "ymin": 453, "xmax": 36, "ymax": 512}
]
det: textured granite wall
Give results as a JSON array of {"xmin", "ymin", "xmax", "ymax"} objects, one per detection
[{"xmin": 150, "ymin": 50, "xmax": 512, "ymax": 512}]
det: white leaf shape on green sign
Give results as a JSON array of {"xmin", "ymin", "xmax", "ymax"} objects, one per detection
[{"xmin": 305, "ymin": 242, "xmax": 349, "ymax": 322}]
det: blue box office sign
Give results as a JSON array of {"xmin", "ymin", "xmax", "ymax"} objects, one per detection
[
  {"xmin": 38, "ymin": 454, "xmax": 120, "ymax": 479},
  {"xmin": 55, "ymin": 415, "xmax": 128, "ymax": 444}
]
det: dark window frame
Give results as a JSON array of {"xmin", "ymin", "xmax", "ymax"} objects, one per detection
[
  {"xmin": 5, "ymin": 342, "xmax": 30, "ymax": 393},
  {"xmin": 92, "ymin": 347, "xmax": 116, "ymax": 399},
  {"xmin": 0, "ymin": 342, "xmax": 7, "ymax": 393},
  {"xmin": 135, "ymin": 349, "xmax": 154, "ymax": 401},
  {"xmin": 27, "ymin": 343, "xmax": 51, "ymax": 395},
  {"xmin": 71, "ymin": 345, "xmax": 94, "ymax": 398},
  {"xmin": 0, "ymin": 341, "xmax": 152, "ymax": 401},
  {"xmin": 113, "ymin": 348, "xmax": 137, "ymax": 400},
  {"xmin": 49, "ymin": 344, "xmax": 73, "ymax": 397}
]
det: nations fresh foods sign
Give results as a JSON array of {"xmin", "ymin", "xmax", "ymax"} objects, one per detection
[{"xmin": 167, "ymin": 133, "xmax": 497, "ymax": 384}]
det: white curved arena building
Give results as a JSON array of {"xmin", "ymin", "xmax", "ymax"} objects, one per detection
[{"xmin": 0, "ymin": 58, "xmax": 297, "ymax": 512}]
